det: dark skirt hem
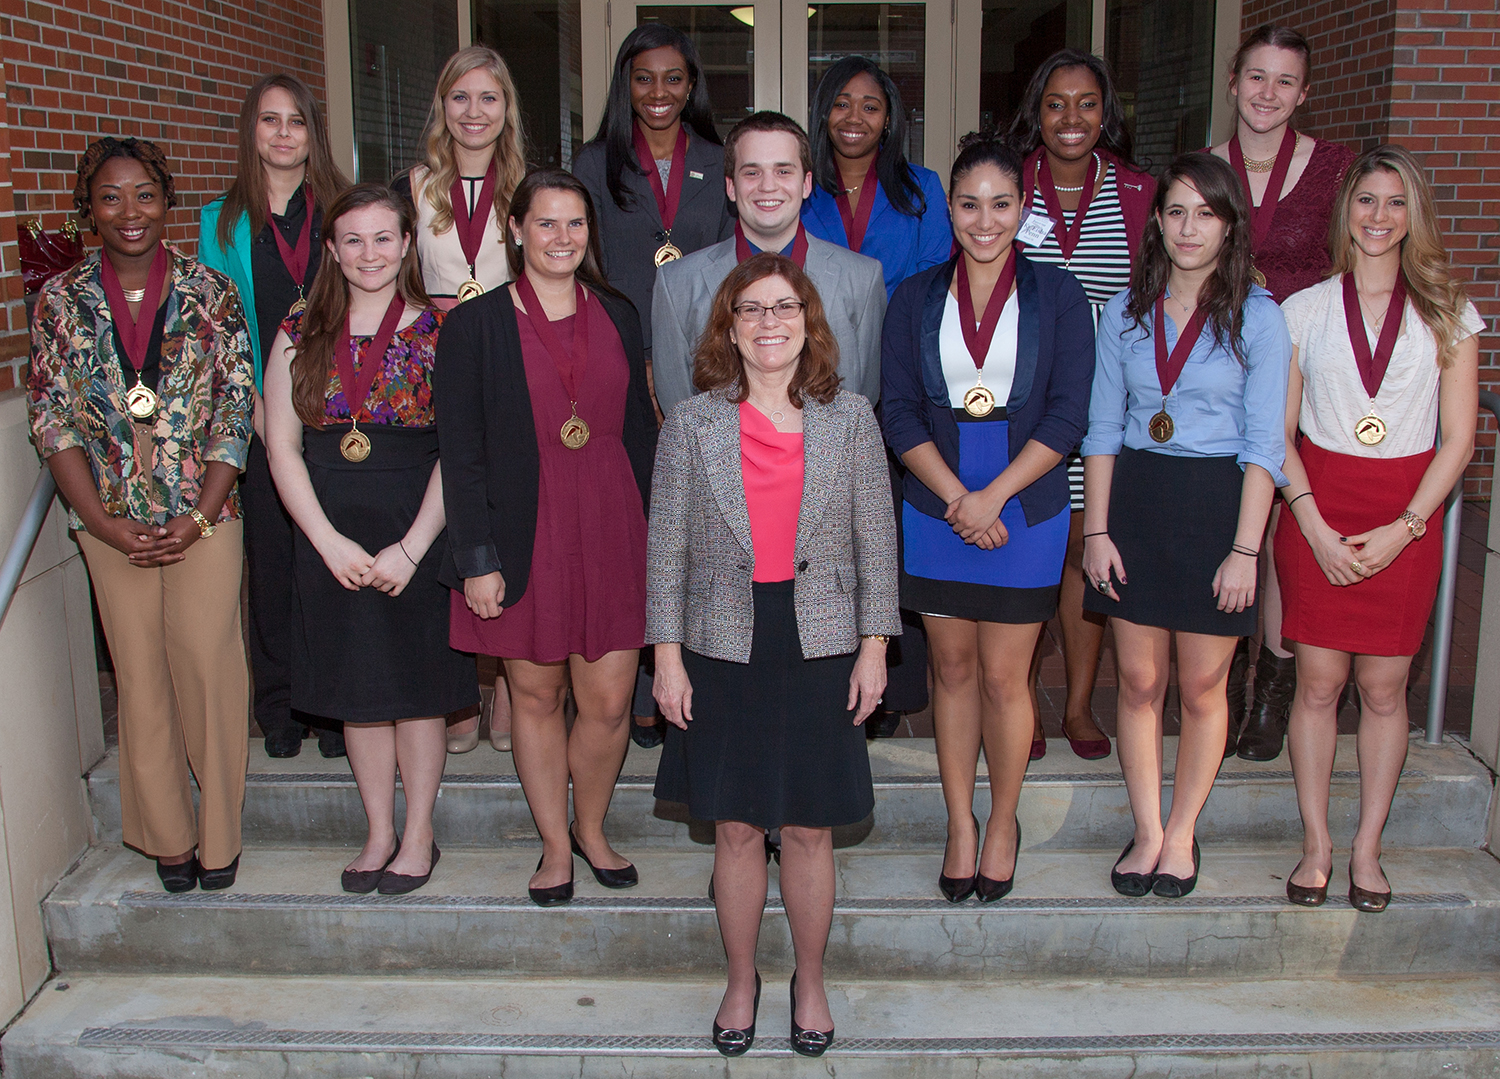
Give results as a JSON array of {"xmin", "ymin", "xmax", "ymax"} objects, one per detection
[{"xmin": 901, "ymin": 571, "xmax": 1058, "ymax": 624}]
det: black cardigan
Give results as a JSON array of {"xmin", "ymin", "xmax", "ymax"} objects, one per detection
[{"xmin": 434, "ymin": 284, "xmax": 658, "ymax": 604}]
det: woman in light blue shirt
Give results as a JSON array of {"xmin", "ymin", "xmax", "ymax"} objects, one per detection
[{"xmin": 1081, "ymin": 153, "xmax": 1290, "ymax": 900}]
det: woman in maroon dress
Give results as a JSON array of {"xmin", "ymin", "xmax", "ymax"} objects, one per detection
[
  {"xmin": 435, "ymin": 169, "xmax": 657, "ymax": 906},
  {"xmin": 1209, "ymin": 24, "xmax": 1355, "ymax": 762}
]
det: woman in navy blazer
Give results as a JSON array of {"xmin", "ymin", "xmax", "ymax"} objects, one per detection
[{"xmin": 881, "ymin": 134, "xmax": 1094, "ymax": 904}]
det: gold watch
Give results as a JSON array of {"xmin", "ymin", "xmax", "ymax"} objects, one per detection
[
  {"xmin": 861, "ymin": 634, "xmax": 890, "ymax": 644},
  {"xmin": 1398, "ymin": 510, "xmax": 1426, "ymax": 540},
  {"xmin": 188, "ymin": 508, "xmax": 217, "ymax": 538}
]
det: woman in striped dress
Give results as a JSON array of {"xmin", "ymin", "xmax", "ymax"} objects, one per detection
[{"xmin": 1007, "ymin": 49, "xmax": 1155, "ymax": 760}]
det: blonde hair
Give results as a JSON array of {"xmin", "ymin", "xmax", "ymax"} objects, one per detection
[
  {"xmin": 1328, "ymin": 145, "xmax": 1469, "ymax": 368},
  {"xmin": 418, "ymin": 46, "xmax": 527, "ymax": 235}
]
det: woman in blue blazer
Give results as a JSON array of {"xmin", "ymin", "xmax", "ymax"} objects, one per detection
[
  {"xmin": 881, "ymin": 133, "xmax": 1094, "ymax": 904},
  {"xmin": 802, "ymin": 56, "xmax": 951, "ymax": 297},
  {"xmin": 198, "ymin": 72, "xmax": 348, "ymax": 759}
]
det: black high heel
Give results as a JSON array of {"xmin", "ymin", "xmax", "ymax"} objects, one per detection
[
  {"xmin": 789, "ymin": 970, "xmax": 833, "ymax": 1057},
  {"xmin": 570, "ymin": 823, "xmax": 638, "ymax": 888},
  {"xmin": 1110, "ymin": 840, "xmax": 1156, "ymax": 898},
  {"xmin": 528, "ymin": 853, "xmax": 574, "ymax": 907},
  {"xmin": 1151, "ymin": 838, "xmax": 1200, "ymax": 899},
  {"xmin": 155, "ymin": 855, "xmax": 199, "ymax": 894},
  {"xmin": 939, "ymin": 813, "xmax": 979, "ymax": 903},
  {"xmin": 711, "ymin": 970, "xmax": 761, "ymax": 1056},
  {"xmin": 976, "ymin": 818, "xmax": 1021, "ymax": 903}
]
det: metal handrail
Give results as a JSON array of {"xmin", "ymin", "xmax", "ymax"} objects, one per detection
[
  {"xmin": 0, "ymin": 470, "xmax": 58, "ymax": 629},
  {"xmin": 1424, "ymin": 391, "xmax": 1500, "ymax": 745}
]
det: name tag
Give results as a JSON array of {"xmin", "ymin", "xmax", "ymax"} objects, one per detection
[
  {"xmin": 689, "ymin": 170, "xmax": 704, "ymax": 180},
  {"xmin": 1016, "ymin": 210, "xmax": 1055, "ymax": 247}
]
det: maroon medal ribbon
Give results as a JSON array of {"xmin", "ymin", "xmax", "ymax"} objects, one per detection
[
  {"xmin": 449, "ymin": 162, "xmax": 498, "ymax": 276},
  {"xmin": 1342, "ymin": 271, "xmax": 1407, "ymax": 400},
  {"xmin": 1035, "ymin": 152, "xmax": 1100, "ymax": 261},
  {"xmin": 834, "ymin": 153, "xmax": 878, "ymax": 253},
  {"xmin": 956, "ymin": 249, "xmax": 1017, "ymax": 372},
  {"xmin": 734, "ymin": 221, "xmax": 809, "ymax": 268},
  {"xmin": 100, "ymin": 243, "xmax": 170, "ymax": 382},
  {"xmin": 515, "ymin": 273, "xmax": 590, "ymax": 402},
  {"xmin": 268, "ymin": 186, "xmax": 315, "ymax": 293},
  {"xmin": 1153, "ymin": 294, "xmax": 1211, "ymax": 399},
  {"xmin": 1228, "ymin": 125, "xmax": 1296, "ymax": 254},
  {"xmin": 334, "ymin": 292, "xmax": 406, "ymax": 421},
  {"xmin": 633, "ymin": 123, "xmax": 688, "ymax": 233}
]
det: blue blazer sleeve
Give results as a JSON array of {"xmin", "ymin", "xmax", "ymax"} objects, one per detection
[
  {"xmin": 913, "ymin": 168, "xmax": 952, "ymax": 277},
  {"xmin": 879, "ymin": 272, "xmax": 933, "ymax": 457},
  {"xmin": 1029, "ymin": 269, "xmax": 1095, "ymax": 457}
]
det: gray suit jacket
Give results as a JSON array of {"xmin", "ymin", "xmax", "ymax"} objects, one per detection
[
  {"xmin": 650, "ymin": 234, "xmax": 886, "ymax": 414},
  {"xmin": 646, "ymin": 387, "xmax": 901, "ymax": 663}
]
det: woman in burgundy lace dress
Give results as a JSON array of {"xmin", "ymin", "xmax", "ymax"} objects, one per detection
[{"xmin": 1209, "ymin": 24, "xmax": 1355, "ymax": 763}]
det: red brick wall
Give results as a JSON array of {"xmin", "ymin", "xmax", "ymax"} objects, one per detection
[
  {"xmin": 0, "ymin": 0, "xmax": 328, "ymax": 388},
  {"xmin": 1242, "ymin": 0, "xmax": 1500, "ymax": 497},
  {"xmin": 0, "ymin": 57, "xmax": 24, "ymax": 386}
]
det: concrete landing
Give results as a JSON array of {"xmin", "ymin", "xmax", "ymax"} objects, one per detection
[
  {"xmin": 6, "ymin": 972, "xmax": 1499, "ymax": 1078},
  {"xmin": 85, "ymin": 734, "xmax": 1499, "ymax": 850}
]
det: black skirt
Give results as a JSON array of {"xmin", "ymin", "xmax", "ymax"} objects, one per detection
[
  {"xmin": 292, "ymin": 425, "xmax": 479, "ymax": 723},
  {"xmin": 1082, "ymin": 447, "xmax": 1255, "ymax": 637},
  {"xmin": 653, "ymin": 580, "xmax": 874, "ymax": 829}
]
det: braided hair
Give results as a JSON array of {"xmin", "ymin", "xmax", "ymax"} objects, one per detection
[{"xmin": 73, "ymin": 137, "xmax": 177, "ymax": 223}]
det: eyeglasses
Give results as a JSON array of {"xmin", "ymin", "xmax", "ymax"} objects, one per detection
[{"xmin": 732, "ymin": 300, "xmax": 806, "ymax": 322}]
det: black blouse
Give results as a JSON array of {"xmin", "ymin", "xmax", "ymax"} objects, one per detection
[{"xmin": 251, "ymin": 184, "xmax": 323, "ymax": 358}]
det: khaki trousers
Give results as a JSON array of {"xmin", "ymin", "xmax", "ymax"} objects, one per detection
[{"xmin": 79, "ymin": 520, "xmax": 250, "ymax": 870}]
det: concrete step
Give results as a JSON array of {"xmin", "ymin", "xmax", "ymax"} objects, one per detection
[
  {"xmin": 45, "ymin": 843, "xmax": 1500, "ymax": 980},
  {"xmin": 6, "ymin": 971, "xmax": 1499, "ymax": 1077},
  {"xmin": 85, "ymin": 734, "xmax": 1496, "ymax": 851}
]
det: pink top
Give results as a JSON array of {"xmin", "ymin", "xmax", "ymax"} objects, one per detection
[{"xmin": 740, "ymin": 402, "xmax": 803, "ymax": 583}]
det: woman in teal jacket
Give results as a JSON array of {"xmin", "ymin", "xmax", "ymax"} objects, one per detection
[{"xmin": 199, "ymin": 72, "xmax": 348, "ymax": 758}]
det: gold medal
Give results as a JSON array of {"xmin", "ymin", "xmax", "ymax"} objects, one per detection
[
  {"xmin": 1355, "ymin": 413, "xmax": 1387, "ymax": 446},
  {"xmin": 1149, "ymin": 410, "xmax": 1174, "ymax": 443},
  {"xmin": 288, "ymin": 295, "xmax": 307, "ymax": 317},
  {"xmin": 1251, "ymin": 265, "xmax": 1267, "ymax": 288},
  {"xmin": 340, "ymin": 424, "xmax": 372, "ymax": 462},
  {"xmin": 456, "ymin": 277, "xmax": 484, "ymax": 303},
  {"xmin": 962, "ymin": 383, "xmax": 996, "ymax": 418},
  {"xmin": 125, "ymin": 383, "xmax": 158, "ymax": 422},
  {"xmin": 560, "ymin": 410, "xmax": 590, "ymax": 450},
  {"xmin": 653, "ymin": 242, "xmax": 683, "ymax": 267}
]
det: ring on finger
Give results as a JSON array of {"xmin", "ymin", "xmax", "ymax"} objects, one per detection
[
  {"xmin": 1095, "ymin": 579, "xmax": 1110, "ymax": 594},
  {"xmin": 1350, "ymin": 559, "xmax": 1364, "ymax": 575}
]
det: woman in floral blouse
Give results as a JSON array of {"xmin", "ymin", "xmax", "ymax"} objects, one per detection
[{"xmin": 28, "ymin": 138, "xmax": 255, "ymax": 893}]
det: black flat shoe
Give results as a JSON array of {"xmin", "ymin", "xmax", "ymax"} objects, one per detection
[
  {"xmin": 377, "ymin": 842, "xmax": 439, "ymax": 895},
  {"xmin": 342, "ymin": 840, "xmax": 401, "ymax": 894},
  {"xmin": 630, "ymin": 717, "xmax": 665, "ymax": 749},
  {"xmin": 570, "ymin": 824, "xmax": 638, "ymax": 888},
  {"xmin": 789, "ymin": 970, "xmax": 833, "ymax": 1057},
  {"xmin": 1348, "ymin": 860, "xmax": 1391, "ymax": 913},
  {"xmin": 939, "ymin": 813, "xmax": 979, "ymax": 903},
  {"xmin": 712, "ymin": 970, "xmax": 761, "ymax": 1056},
  {"xmin": 528, "ymin": 854, "xmax": 575, "ymax": 906},
  {"xmin": 1152, "ymin": 839, "xmax": 1201, "ymax": 898},
  {"xmin": 976, "ymin": 818, "xmax": 1021, "ymax": 903},
  {"xmin": 1285, "ymin": 858, "xmax": 1329, "ymax": 907},
  {"xmin": 1111, "ymin": 840, "xmax": 1156, "ymax": 898},
  {"xmin": 156, "ymin": 856, "xmax": 199, "ymax": 893},
  {"xmin": 197, "ymin": 854, "xmax": 240, "ymax": 891},
  {"xmin": 263, "ymin": 727, "xmax": 302, "ymax": 758}
]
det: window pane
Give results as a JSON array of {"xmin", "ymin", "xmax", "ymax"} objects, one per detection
[
  {"xmin": 476, "ymin": 0, "xmax": 584, "ymax": 169},
  {"xmin": 1106, "ymin": 0, "xmax": 1215, "ymax": 165},
  {"xmin": 978, "ymin": 0, "xmax": 1091, "ymax": 134},
  {"xmin": 349, "ymin": 0, "xmax": 459, "ymax": 182},
  {"xmin": 637, "ymin": 6, "xmax": 754, "ymax": 140},
  {"xmin": 807, "ymin": 3, "xmax": 926, "ymax": 167}
]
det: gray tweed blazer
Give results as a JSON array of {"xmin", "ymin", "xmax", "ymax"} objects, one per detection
[{"xmin": 646, "ymin": 386, "xmax": 901, "ymax": 663}]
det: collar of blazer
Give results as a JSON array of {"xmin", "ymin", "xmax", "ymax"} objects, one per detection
[
  {"xmin": 920, "ymin": 253, "xmax": 1042, "ymax": 412},
  {"xmin": 627, "ymin": 132, "xmax": 723, "ymax": 223},
  {"xmin": 692, "ymin": 385, "xmax": 855, "ymax": 560}
]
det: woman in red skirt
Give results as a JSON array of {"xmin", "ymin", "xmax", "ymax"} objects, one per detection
[{"xmin": 1274, "ymin": 145, "xmax": 1481, "ymax": 913}]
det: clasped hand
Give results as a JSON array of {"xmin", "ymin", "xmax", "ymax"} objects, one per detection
[
  {"xmin": 321, "ymin": 534, "xmax": 422, "ymax": 595},
  {"xmin": 944, "ymin": 488, "xmax": 1009, "ymax": 550},
  {"xmin": 104, "ymin": 514, "xmax": 202, "ymax": 568}
]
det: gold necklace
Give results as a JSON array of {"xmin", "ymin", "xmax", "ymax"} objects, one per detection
[{"xmin": 1242, "ymin": 133, "xmax": 1297, "ymax": 173}]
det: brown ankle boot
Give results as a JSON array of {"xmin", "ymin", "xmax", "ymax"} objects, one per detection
[{"xmin": 1237, "ymin": 644, "xmax": 1296, "ymax": 762}]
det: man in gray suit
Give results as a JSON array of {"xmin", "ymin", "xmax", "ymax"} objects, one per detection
[{"xmin": 652, "ymin": 112, "xmax": 886, "ymax": 415}]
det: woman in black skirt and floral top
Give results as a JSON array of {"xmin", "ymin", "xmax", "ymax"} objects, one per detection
[
  {"xmin": 649, "ymin": 253, "xmax": 899, "ymax": 1057},
  {"xmin": 265, "ymin": 184, "xmax": 478, "ymax": 895}
]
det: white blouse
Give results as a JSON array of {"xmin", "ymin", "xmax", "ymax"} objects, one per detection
[
  {"xmin": 1282, "ymin": 275, "xmax": 1484, "ymax": 457},
  {"xmin": 409, "ymin": 165, "xmax": 513, "ymax": 298},
  {"xmin": 939, "ymin": 289, "xmax": 1019, "ymax": 409}
]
